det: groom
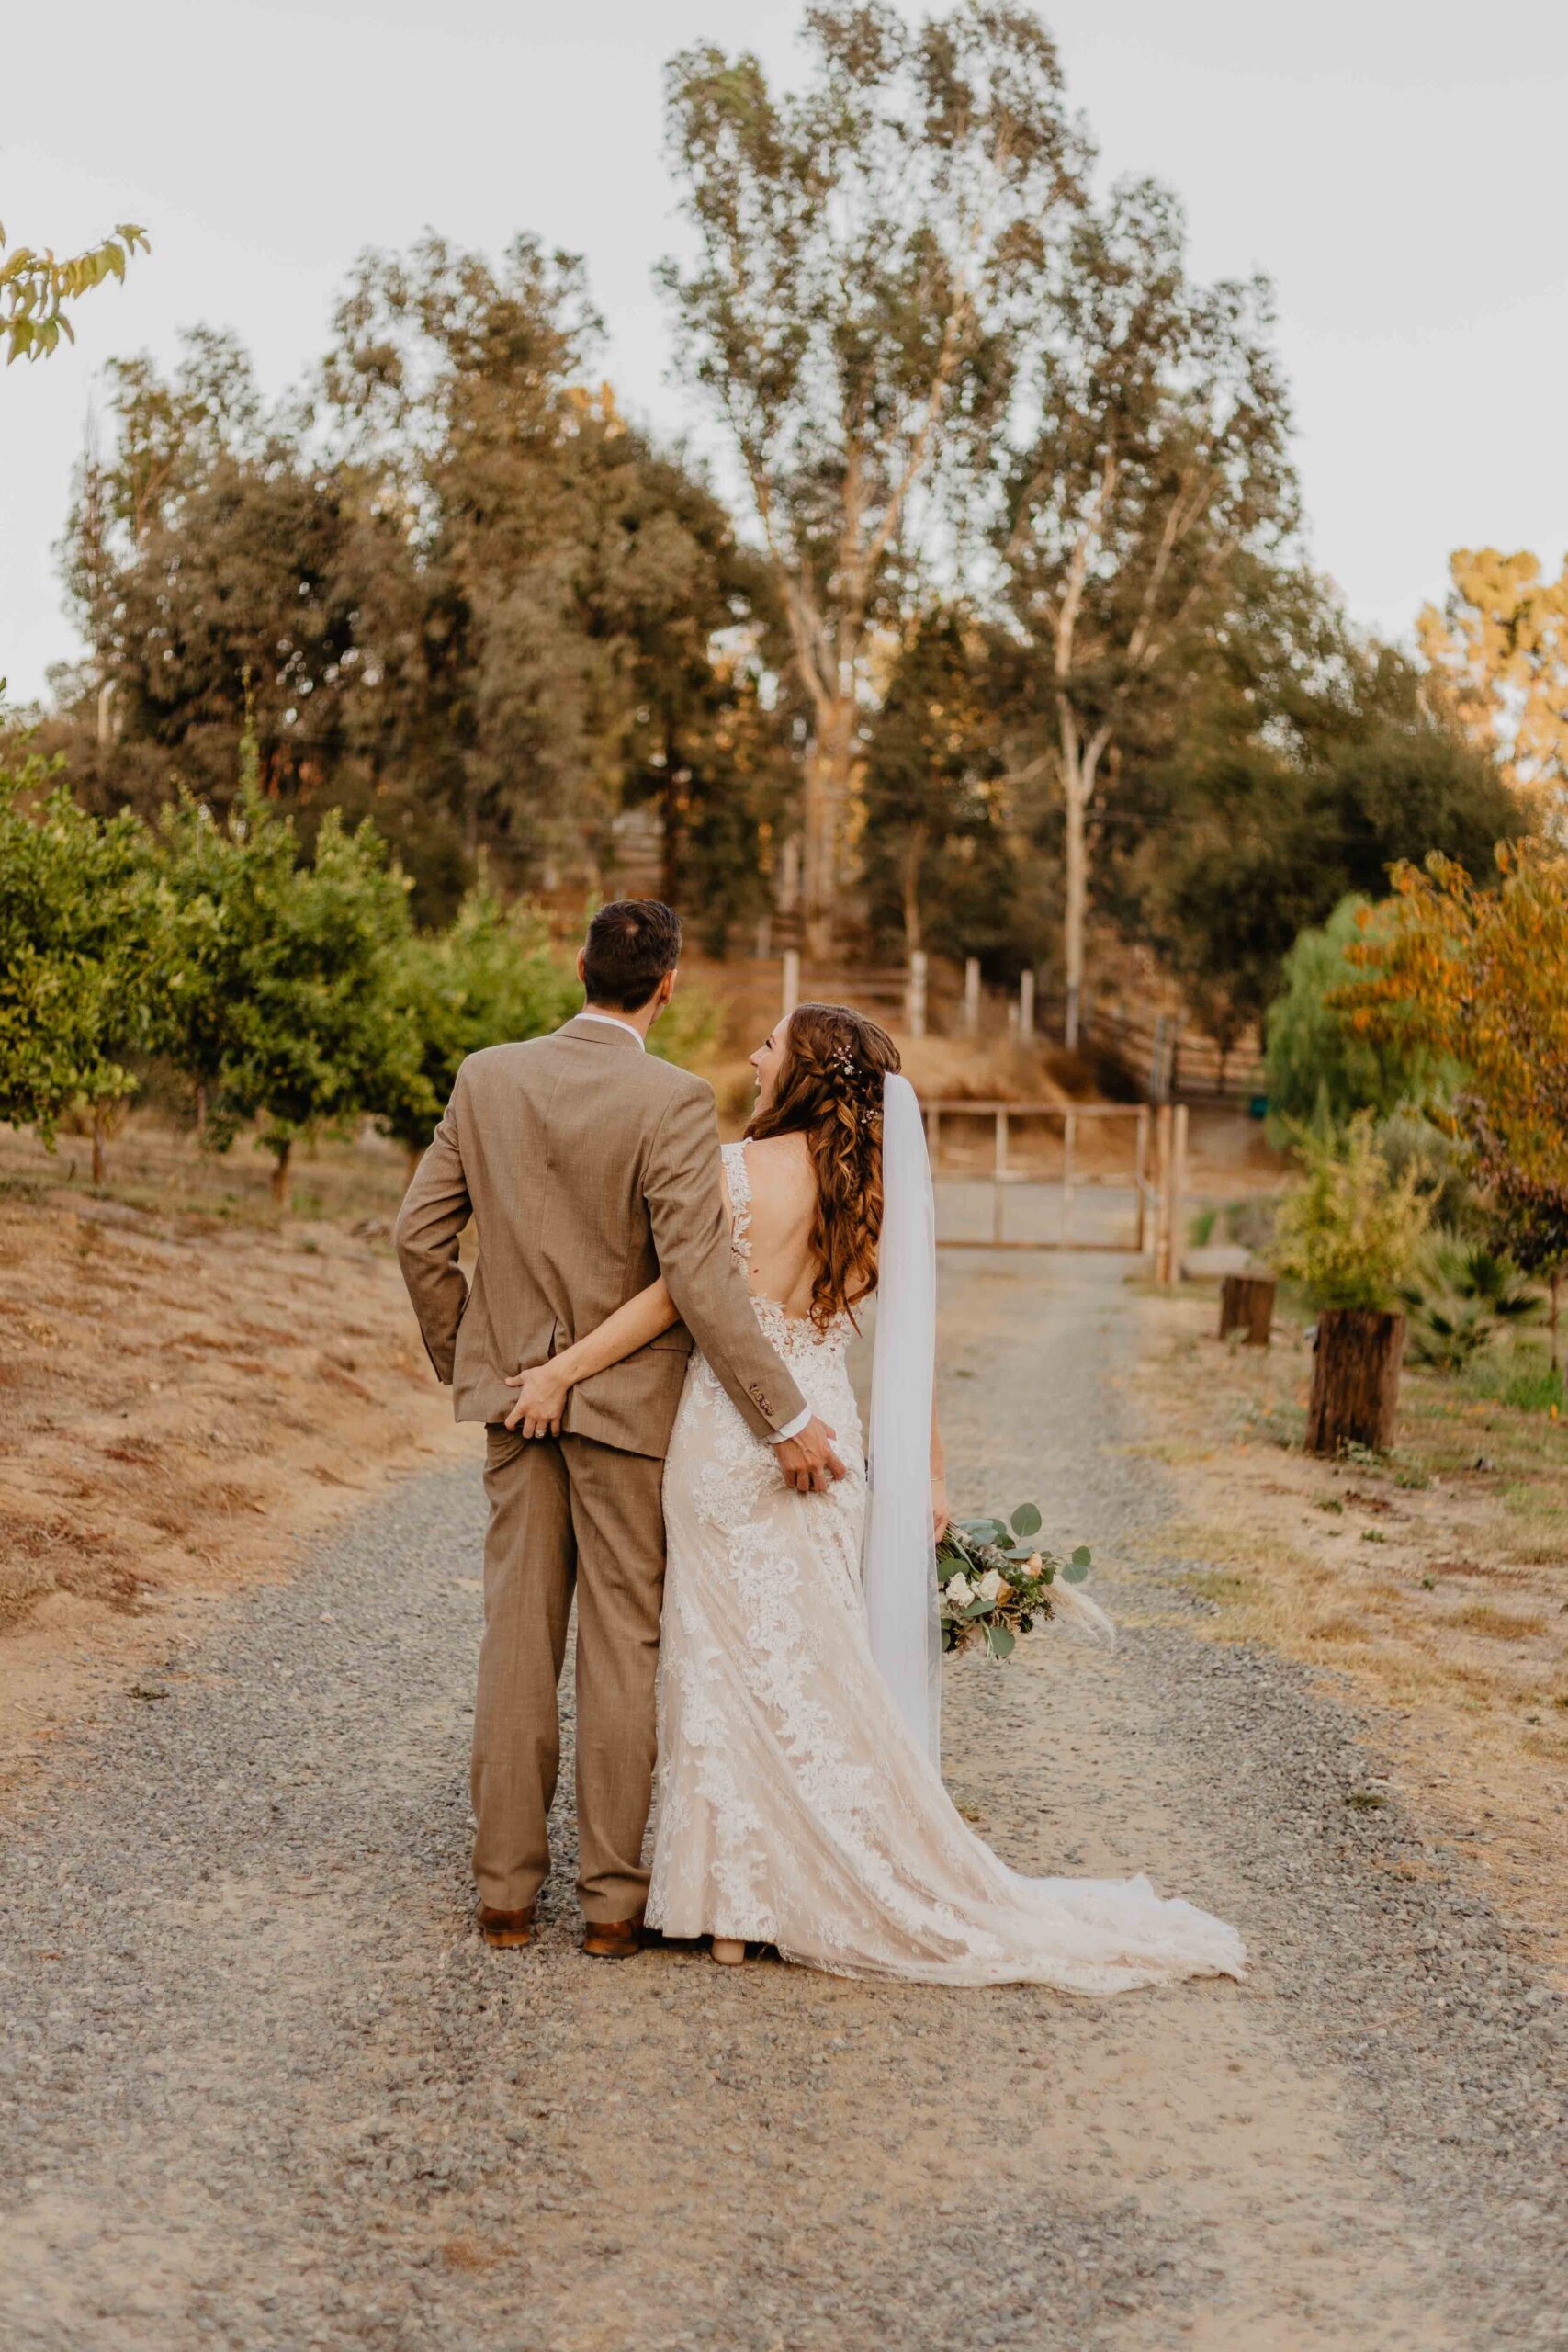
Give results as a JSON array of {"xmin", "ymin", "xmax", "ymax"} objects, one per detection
[{"xmin": 396, "ymin": 899, "xmax": 844, "ymax": 1956}]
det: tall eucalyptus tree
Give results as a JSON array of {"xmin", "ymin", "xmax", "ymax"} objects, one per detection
[
  {"xmin": 661, "ymin": 2, "xmax": 1087, "ymax": 950},
  {"xmin": 997, "ymin": 178, "xmax": 1298, "ymax": 1044}
]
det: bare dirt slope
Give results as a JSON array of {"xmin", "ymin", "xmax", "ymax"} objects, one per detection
[
  {"xmin": 0, "ymin": 1125, "xmax": 464, "ymax": 1792},
  {"xmin": 2, "ymin": 1253, "xmax": 1564, "ymax": 2349}
]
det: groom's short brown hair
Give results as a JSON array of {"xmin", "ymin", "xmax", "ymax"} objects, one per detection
[{"xmin": 582, "ymin": 899, "xmax": 682, "ymax": 1012}]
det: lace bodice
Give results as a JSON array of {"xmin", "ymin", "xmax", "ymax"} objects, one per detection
[{"xmin": 721, "ymin": 1139, "xmax": 854, "ymax": 1368}]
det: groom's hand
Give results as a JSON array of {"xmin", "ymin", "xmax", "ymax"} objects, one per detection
[{"xmin": 773, "ymin": 1416, "xmax": 847, "ymax": 1494}]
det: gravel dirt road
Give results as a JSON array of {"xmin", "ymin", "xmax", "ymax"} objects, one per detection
[{"xmin": 3, "ymin": 1250, "xmax": 1563, "ymax": 2350}]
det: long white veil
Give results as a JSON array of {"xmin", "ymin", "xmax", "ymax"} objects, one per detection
[{"xmin": 863, "ymin": 1072, "xmax": 942, "ymax": 1767}]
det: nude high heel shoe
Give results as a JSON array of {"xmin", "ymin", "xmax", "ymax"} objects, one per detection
[{"xmin": 710, "ymin": 1937, "xmax": 747, "ymax": 1966}]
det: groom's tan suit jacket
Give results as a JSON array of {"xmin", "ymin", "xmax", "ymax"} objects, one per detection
[
  {"xmin": 394, "ymin": 1012, "xmax": 807, "ymax": 1924},
  {"xmin": 394, "ymin": 1014, "xmax": 807, "ymax": 1453}
]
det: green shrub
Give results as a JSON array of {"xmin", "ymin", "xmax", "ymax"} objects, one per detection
[
  {"xmin": 381, "ymin": 889, "xmax": 579, "ymax": 1159},
  {"xmin": 1270, "ymin": 1113, "xmax": 1430, "ymax": 1312},
  {"xmin": 1264, "ymin": 896, "xmax": 1453, "ymax": 1139},
  {"xmin": 155, "ymin": 785, "xmax": 423, "ymax": 1197},
  {"xmin": 647, "ymin": 977, "xmax": 720, "ymax": 1070},
  {"xmin": 0, "ymin": 753, "xmax": 165, "ymax": 1168}
]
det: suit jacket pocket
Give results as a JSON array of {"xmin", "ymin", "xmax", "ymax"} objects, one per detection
[{"xmin": 453, "ymin": 1276, "xmax": 495, "ymax": 1388}]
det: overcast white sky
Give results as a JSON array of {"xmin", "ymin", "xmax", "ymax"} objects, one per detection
[{"xmin": 5, "ymin": 0, "xmax": 1566, "ymax": 705}]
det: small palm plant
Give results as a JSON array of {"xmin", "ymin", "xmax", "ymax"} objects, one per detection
[{"xmin": 1402, "ymin": 1232, "xmax": 1542, "ymax": 1370}]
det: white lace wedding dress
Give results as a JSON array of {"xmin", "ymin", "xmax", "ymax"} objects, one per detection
[{"xmin": 645, "ymin": 1143, "xmax": 1246, "ymax": 1990}]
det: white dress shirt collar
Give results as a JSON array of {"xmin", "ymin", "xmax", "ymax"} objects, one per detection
[{"xmin": 574, "ymin": 1011, "xmax": 646, "ymax": 1050}]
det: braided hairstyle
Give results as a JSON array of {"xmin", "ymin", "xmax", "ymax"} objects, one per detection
[{"xmin": 746, "ymin": 1002, "xmax": 901, "ymax": 1331}]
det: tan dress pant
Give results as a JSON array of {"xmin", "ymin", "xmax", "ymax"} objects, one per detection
[{"xmin": 472, "ymin": 1425, "xmax": 667, "ymax": 1923}]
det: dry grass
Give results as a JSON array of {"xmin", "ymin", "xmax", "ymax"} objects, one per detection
[{"xmin": 1133, "ymin": 1287, "xmax": 1568, "ymax": 1974}]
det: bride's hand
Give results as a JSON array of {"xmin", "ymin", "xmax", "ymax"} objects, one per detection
[
  {"xmin": 503, "ymin": 1361, "xmax": 570, "ymax": 1438},
  {"xmin": 931, "ymin": 1471, "xmax": 950, "ymax": 1544}
]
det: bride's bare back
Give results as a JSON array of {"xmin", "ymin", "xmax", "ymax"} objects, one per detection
[{"xmin": 721, "ymin": 1132, "xmax": 827, "ymax": 1323}]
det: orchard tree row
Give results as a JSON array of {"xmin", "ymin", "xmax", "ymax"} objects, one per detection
[{"xmin": 0, "ymin": 740, "xmax": 585, "ymax": 1202}]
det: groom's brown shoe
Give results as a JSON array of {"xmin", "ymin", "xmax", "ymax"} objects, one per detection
[
  {"xmin": 581, "ymin": 1915, "xmax": 645, "ymax": 1961},
  {"xmin": 478, "ymin": 1905, "xmax": 536, "ymax": 1950}
]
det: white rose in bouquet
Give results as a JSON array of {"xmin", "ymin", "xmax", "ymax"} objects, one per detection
[
  {"xmin": 945, "ymin": 1573, "xmax": 975, "ymax": 1608},
  {"xmin": 976, "ymin": 1568, "xmax": 1005, "ymax": 1604}
]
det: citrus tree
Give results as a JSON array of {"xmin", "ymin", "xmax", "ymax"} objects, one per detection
[
  {"xmin": 157, "ymin": 784, "xmax": 423, "ymax": 1204},
  {"xmin": 0, "ymin": 752, "xmax": 164, "ymax": 1179}
]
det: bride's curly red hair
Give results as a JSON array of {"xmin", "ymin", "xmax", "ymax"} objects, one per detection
[{"xmin": 746, "ymin": 1002, "xmax": 901, "ymax": 1331}]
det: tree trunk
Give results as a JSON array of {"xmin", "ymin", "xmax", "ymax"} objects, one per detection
[
  {"xmin": 802, "ymin": 700, "xmax": 856, "ymax": 958},
  {"xmin": 1062, "ymin": 778, "xmax": 1088, "ymax": 1051},
  {"xmin": 1219, "ymin": 1274, "xmax": 1276, "ymax": 1348},
  {"xmin": 901, "ymin": 824, "xmax": 928, "ymax": 956},
  {"xmin": 1305, "ymin": 1309, "xmax": 1406, "ymax": 1456},
  {"xmin": 1550, "ymin": 1268, "xmax": 1562, "ymax": 1375},
  {"xmin": 269, "ymin": 1140, "xmax": 293, "ymax": 1211},
  {"xmin": 660, "ymin": 710, "xmax": 684, "ymax": 909},
  {"xmin": 91, "ymin": 1109, "xmax": 107, "ymax": 1189}
]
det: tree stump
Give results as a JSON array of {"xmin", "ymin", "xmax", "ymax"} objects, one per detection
[
  {"xmin": 1219, "ymin": 1273, "xmax": 1276, "ymax": 1347},
  {"xmin": 1305, "ymin": 1309, "xmax": 1406, "ymax": 1455}
]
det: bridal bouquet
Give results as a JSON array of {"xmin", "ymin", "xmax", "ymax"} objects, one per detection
[{"xmin": 937, "ymin": 1503, "xmax": 1106, "ymax": 1658}]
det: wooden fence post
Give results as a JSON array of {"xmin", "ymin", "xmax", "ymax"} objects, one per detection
[
  {"xmin": 1134, "ymin": 1102, "xmax": 1151, "ymax": 1255},
  {"xmin": 1061, "ymin": 1109, "xmax": 1077, "ymax": 1243},
  {"xmin": 1154, "ymin": 1103, "xmax": 1174, "ymax": 1282},
  {"xmin": 782, "ymin": 949, "xmax": 800, "ymax": 1019},
  {"xmin": 993, "ymin": 1106, "xmax": 1009, "ymax": 1245},
  {"xmin": 908, "ymin": 950, "xmax": 928, "ymax": 1038},
  {"xmin": 1019, "ymin": 969, "xmax": 1035, "ymax": 1041},
  {"xmin": 1149, "ymin": 1014, "xmax": 1168, "ymax": 1103},
  {"xmin": 964, "ymin": 956, "xmax": 981, "ymax": 1037},
  {"xmin": 1170, "ymin": 1103, "xmax": 1189, "ymax": 1283}
]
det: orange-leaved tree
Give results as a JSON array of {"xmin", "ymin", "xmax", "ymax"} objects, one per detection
[
  {"xmin": 1418, "ymin": 548, "xmax": 1568, "ymax": 819},
  {"xmin": 1337, "ymin": 842, "xmax": 1568, "ymax": 1365}
]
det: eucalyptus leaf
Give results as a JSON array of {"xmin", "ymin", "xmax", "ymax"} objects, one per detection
[
  {"xmin": 1062, "ymin": 1560, "xmax": 1089, "ymax": 1584},
  {"xmin": 986, "ymin": 1623, "xmax": 1016, "ymax": 1659},
  {"xmin": 1010, "ymin": 1502, "xmax": 1042, "ymax": 1538}
]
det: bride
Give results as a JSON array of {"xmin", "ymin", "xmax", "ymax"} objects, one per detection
[{"xmin": 504, "ymin": 1002, "xmax": 1244, "ymax": 1991}]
